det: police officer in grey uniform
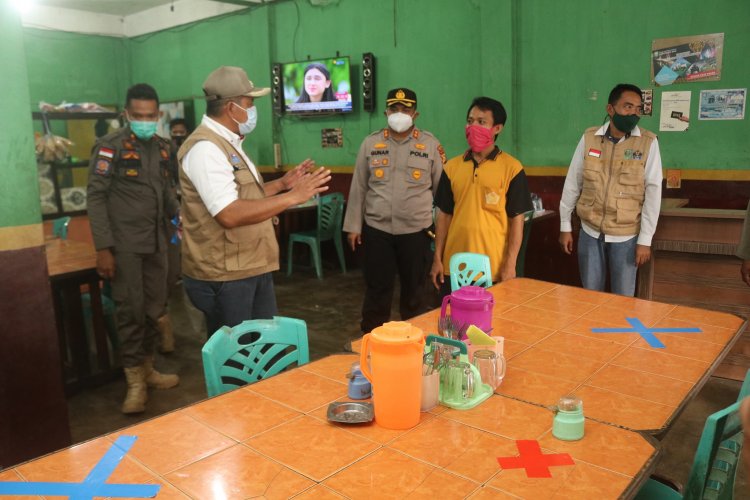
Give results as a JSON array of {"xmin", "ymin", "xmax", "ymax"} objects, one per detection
[
  {"xmin": 344, "ymin": 88, "xmax": 445, "ymax": 333},
  {"xmin": 87, "ymin": 83, "xmax": 180, "ymax": 414}
]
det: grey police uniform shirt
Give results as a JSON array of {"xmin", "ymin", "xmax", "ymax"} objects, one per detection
[
  {"xmin": 343, "ymin": 127, "xmax": 445, "ymax": 235},
  {"xmin": 87, "ymin": 127, "xmax": 179, "ymax": 254}
]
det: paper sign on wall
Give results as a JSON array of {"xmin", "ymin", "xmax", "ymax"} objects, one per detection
[
  {"xmin": 699, "ymin": 89, "xmax": 746, "ymax": 120},
  {"xmin": 660, "ymin": 91, "xmax": 691, "ymax": 132}
]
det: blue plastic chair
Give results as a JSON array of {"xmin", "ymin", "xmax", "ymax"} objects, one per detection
[
  {"xmin": 449, "ymin": 252, "xmax": 493, "ymax": 291},
  {"xmin": 635, "ymin": 369, "xmax": 750, "ymax": 500},
  {"xmin": 516, "ymin": 210, "xmax": 535, "ymax": 277},
  {"xmin": 201, "ymin": 316, "xmax": 310, "ymax": 397},
  {"xmin": 287, "ymin": 193, "xmax": 346, "ymax": 279},
  {"xmin": 52, "ymin": 216, "xmax": 71, "ymax": 240}
]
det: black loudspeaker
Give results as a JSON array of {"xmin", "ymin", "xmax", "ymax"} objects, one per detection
[
  {"xmin": 362, "ymin": 52, "xmax": 376, "ymax": 112},
  {"xmin": 271, "ymin": 63, "xmax": 283, "ymax": 116}
]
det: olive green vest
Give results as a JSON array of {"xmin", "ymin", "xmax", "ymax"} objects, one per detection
[
  {"xmin": 576, "ymin": 126, "xmax": 657, "ymax": 236},
  {"xmin": 177, "ymin": 124, "xmax": 279, "ymax": 281}
]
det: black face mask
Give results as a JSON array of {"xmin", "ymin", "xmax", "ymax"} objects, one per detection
[
  {"xmin": 172, "ymin": 136, "xmax": 186, "ymax": 147},
  {"xmin": 611, "ymin": 112, "xmax": 640, "ymax": 134}
]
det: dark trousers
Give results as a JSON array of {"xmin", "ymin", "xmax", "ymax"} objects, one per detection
[
  {"xmin": 183, "ymin": 272, "xmax": 277, "ymax": 339},
  {"xmin": 360, "ymin": 224, "xmax": 432, "ymax": 333},
  {"xmin": 111, "ymin": 251, "xmax": 167, "ymax": 368}
]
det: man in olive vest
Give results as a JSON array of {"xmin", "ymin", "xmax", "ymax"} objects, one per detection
[
  {"xmin": 559, "ymin": 83, "xmax": 663, "ymax": 296},
  {"xmin": 178, "ymin": 66, "xmax": 330, "ymax": 337},
  {"xmin": 87, "ymin": 83, "xmax": 180, "ymax": 414}
]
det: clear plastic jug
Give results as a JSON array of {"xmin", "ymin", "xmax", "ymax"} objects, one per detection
[{"xmin": 359, "ymin": 321, "xmax": 425, "ymax": 430}]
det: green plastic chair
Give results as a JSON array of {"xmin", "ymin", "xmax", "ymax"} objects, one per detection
[
  {"xmin": 52, "ymin": 216, "xmax": 71, "ymax": 240},
  {"xmin": 635, "ymin": 369, "xmax": 750, "ymax": 500},
  {"xmin": 201, "ymin": 316, "xmax": 310, "ymax": 397},
  {"xmin": 516, "ymin": 210, "xmax": 535, "ymax": 278},
  {"xmin": 449, "ymin": 252, "xmax": 493, "ymax": 291},
  {"xmin": 287, "ymin": 193, "xmax": 346, "ymax": 279}
]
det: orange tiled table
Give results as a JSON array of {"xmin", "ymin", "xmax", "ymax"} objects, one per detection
[
  {"xmin": 1, "ymin": 353, "xmax": 659, "ymax": 499},
  {"xmin": 354, "ymin": 278, "xmax": 747, "ymax": 435}
]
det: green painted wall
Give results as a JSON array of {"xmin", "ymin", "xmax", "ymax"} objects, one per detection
[
  {"xmin": 1, "ymin": 3, "xmax": 42, "ymax": 228},
  {"xmin": 20, "ymin": 0, "xmax": 750, "ymax": 171},
  {"xmin": 517, "ymin": 0, "xmax": 750, "ymax": 169},
  {"xmin": 23, "ymin": 28, "xmax": 128, "ymax": 107}
]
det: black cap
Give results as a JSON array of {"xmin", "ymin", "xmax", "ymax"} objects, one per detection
[{"xmin": 386, "ymin": 88, "xmax": 417, "ymax": 108}]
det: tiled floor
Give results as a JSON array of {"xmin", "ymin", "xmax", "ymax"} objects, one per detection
[{"xmin": 20, "ymin": 269, "xmax": 750, "ymax": 496}]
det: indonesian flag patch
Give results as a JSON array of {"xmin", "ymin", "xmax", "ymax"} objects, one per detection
[
  {"xmin": 98, "ymin": 147, "xmax": 115, "ymax": 159},
  {"xmin": 587, "ymin": 148, "xmax": 602, "ymax": 158}
]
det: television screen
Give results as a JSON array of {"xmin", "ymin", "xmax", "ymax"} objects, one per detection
[{"xmin": 282, "ymin": 57, "xmax": 353, "ymax": 114}]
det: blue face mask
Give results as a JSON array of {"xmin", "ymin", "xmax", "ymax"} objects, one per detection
[
  {"xmin": 231, "ymin": 102, "xmax": 257, "ymax": 135},
  {"xmin": 129, "ymin": 120, "xmax": 158, "ymax": 140}
]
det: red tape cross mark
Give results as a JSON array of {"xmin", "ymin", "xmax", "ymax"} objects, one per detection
[{"xmin": 497, "ymin": 440, "xmax": 575, "ymax": 478}]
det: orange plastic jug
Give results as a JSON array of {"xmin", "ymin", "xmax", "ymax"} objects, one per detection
[{"xmin": 359, "ymin": 321, "xmax": 425, "ymax": 430}]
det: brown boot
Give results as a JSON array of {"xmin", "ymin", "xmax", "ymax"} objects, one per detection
[
  {"xmin": 142, "ymin": 357, "xmax": 179, "ymax": 389},
  {"xmin": 122, "ymin": 366, "xmax": 148, "ymax": 414},
  {"xmin": 158, "ymin": 314, "xmax": 175, "ymax": 353}
]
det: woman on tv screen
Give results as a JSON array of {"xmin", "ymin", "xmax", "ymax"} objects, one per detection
[{"xmin": 296, "ymin": 63, "xmax": 335, "ymax": 103}]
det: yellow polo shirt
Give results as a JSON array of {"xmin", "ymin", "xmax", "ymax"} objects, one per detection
[{"xmin": 435, "ymin": 147, "xmax": 532, "ymax": 281}]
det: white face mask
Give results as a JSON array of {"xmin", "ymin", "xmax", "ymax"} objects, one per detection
[
  {"xmin": 231, "ymin": 102, "xmax": 257, "ymax": 135},
  {"xmin": 387, "ymin": 112, "xmax": 413, "ymax": 133}
]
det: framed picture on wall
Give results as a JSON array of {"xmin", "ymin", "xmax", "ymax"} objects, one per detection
[{"xmin": 158, "ymin": 100, "xmax": 195, "ymax": 138}]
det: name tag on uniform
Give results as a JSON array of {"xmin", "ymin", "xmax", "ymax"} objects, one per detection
[{"xmin": 587, "ymin": 148, "xmax": 601, "ymax": 158}]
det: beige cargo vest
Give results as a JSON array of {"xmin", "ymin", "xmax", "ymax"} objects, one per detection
[
  {"xmin": 177, "ymin": 125, "xmax": 279, "ymax": 281},
  {"xmin": 576, "ymin": 126, "xmax": 656, "ymax": 236}
]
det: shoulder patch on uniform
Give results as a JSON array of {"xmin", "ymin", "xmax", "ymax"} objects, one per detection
[
  {"xmin": 412, "ymin": 129, "xmax": 420, "ymax": 139},
  {"xmin": 437, "ymin": 144, "xmax": 447, "ymax": 164},
  {"xmin": 94, "ymin": 158, "xmax": 112, "ymax": 176},
  {"xmin": 160, "ymin": 147, "xmax": 169, "ymax": 160},
  {"xmin": 98, "ymin": 147, "xmax": 115, "ymax": 159},
  {"xmin": 121, "ymin": 150, "xmax": 140, "ymax": 160},
  {"xmin": 383, "ymin": 128, "xmax": 390, "ymax": 139}
]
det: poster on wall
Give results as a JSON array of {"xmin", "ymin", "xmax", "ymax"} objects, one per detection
[
  {"xmin": 659, "ymin": 91, "xmax": 691, "ymax": 132},
  {"xmin": 158, "ymin": 102, "xmax": 185, "ymax": 138},
  {"xmin": 699, "ymin": 88, "xmax": 746, "ymax": 120},
  {"xmin": 641, "ymin": 89, "xmax": 653, "ymax": 116},
  {"xmin": 651, "ymin": 33, "xmax": 723, "ymax": 87}
]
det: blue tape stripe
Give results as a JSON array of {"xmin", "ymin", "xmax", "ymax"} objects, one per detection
[
  {"xmin": 0, "ymin": 482, "xmax": 159, "ymax": 497},
  {"xmin": 84, "ymin": 436, "xmax": 137, "ymax": 484},
  {"xmin": 0, "ymin": 436, "xmax": 160, "ymax": 499},
  {"xmin": 590, "ymin": 317, "xmax": 703, "ymax": 349}
]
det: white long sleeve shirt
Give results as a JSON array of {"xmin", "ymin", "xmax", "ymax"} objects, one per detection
[{"xmin": 559, "ymin": 123, "xmax": 663, "ymax": 246}]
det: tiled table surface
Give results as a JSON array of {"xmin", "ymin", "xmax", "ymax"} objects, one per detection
[
  {"xmin": 358, "ymin": 278, "xmax": 745, "ymax": 434},
  {"xmin": 2, "ymin": 353, "xmax": 658, "ymax": 499}
]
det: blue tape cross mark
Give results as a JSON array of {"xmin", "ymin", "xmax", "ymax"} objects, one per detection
[
  {"xmin": 0, "ymin": 436, "xmax": 160, "ymax": 499},
  {"xmin": 591, "ymin": 317, "xmax": 702, "ymax": 348}
]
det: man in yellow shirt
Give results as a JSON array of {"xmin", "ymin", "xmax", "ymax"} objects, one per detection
[{"xmin": 430, "ymin": 97, "xmax": 533, "ymax": 298}]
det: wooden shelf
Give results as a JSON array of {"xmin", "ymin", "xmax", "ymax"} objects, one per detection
[{"xmin": 32, "ymin": 111, "xmax": 119, "ymax": 120}]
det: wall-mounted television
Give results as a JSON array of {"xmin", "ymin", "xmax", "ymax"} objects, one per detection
[{"xmin": 282, "ymin": 57, "xmax": 353, "ymax": 115}]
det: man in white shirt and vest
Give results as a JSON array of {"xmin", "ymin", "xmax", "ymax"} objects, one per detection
[
  {"xmin": 178, "ymin": 66, "xmax": 331, "ymax": 337},
  {"xmin": 559, "ymin": 83, "xmax": 663, "ymax": 297}
]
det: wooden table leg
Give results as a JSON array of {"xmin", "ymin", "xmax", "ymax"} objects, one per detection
[
  {"xmin": 86, "ymin": 277, "xmax": 111, "ymax": 372},
  {"xmin": 61, "ymin": 280, "xmax": 90, "ymax": 381}
]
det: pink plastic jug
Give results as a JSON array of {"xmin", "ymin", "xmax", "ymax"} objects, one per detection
[{"xmin": 440, "ymin": 285, "xmax": 494, "ymax": 339}]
